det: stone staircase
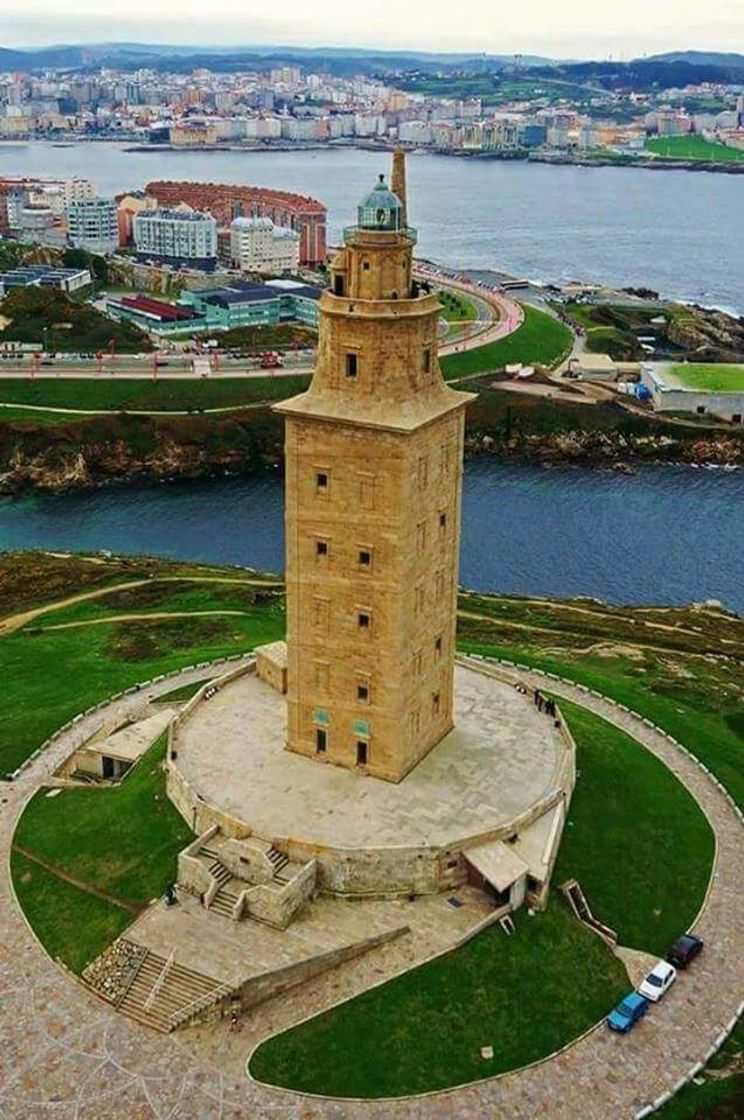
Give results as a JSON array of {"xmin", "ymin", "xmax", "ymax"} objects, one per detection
[
  {"xmin": 202, "ymin": 846, "xmax": 241, "ymax": 918},
  {"xmin": 99, "ymin": 941, "xmax": 232, "ymax": 1033},
  {"xmin": 267, "ymin": 845, "xmax": 291, "ymax": 883}
]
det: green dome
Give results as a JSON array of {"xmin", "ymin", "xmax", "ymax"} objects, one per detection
[{"xmin": 357, "ymin": 174, "xmax": 403, "ymax": 231}]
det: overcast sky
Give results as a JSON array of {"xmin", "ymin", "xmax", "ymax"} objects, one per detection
[{"xmin": 2, "ymin": 0, "xmax": 743, "ymax": 58}]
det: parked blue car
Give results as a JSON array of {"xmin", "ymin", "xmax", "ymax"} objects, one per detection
[{"xmin": 607, "ymin": 992, "xmax": 650, "ymax": 1033}]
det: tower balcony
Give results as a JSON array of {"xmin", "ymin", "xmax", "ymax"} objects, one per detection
[{"xmin": 342, "ymin": 224, "xmax": 418, "ymax": 247}]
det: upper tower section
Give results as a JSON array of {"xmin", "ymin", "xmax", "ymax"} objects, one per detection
[
  {"xmin": 276, "ymin": 149, "xmax": 473, "ymax": 431},
  {"xmin": 329, "ymin": 166, "xmax": 416, "ymax": 304}
]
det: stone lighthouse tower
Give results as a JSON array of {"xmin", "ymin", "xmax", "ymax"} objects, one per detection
[{"xmin": 275, "ymin": 152, "xmax": 474, "ymax": 783}]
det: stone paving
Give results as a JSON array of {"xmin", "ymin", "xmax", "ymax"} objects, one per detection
[
  {"xmin": 0, "ymin": 657, "xmax": 742, "ymax": 1120},
  {"xmin": 174, "ymin": 663, "xmax": 566, "ymax": 849}
]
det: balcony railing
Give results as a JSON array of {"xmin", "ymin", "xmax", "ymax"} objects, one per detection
[{"xmin": 343, "ymin": 225, "xmax": 418, "ymax": 245}]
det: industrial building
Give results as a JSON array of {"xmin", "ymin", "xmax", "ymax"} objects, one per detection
[
  {"xmin": 107, "ymin": 279, "xmax": 321, "ymax": 335},
  {"xmin": 0, "ymin": 264, "xmax": 92, "ymax": 297},
  {"xmin": 641, "ymin": 363, "xmax": 744, "ymax": 423}
]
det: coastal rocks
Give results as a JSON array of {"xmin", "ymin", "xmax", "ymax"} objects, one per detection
[
  {"xmin": 0, "ymin": 412, "xmax": 283, "ymax": 494},
  {"xmin": 469, "ymin": 427, "xmax": 744, "ymax": 467}
]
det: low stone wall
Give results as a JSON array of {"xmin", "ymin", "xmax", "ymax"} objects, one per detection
[
  {"xmin": 177, "ymin": 826, "xmax": 219, "ymax": 898},
  {"xmin": 238, "ymin": 858, "xmax": 317, "ymax": 928},
  {"xmin": 167, "ymin": 763, "xmax": 253, "ymax": 840},
  {"xmin": 235, "ymin": 924, "xmax": 408, "ymax": 1012},
  {"xmin": 220, "ymin": 837, "xmax": 276, "ymax": 884},
  {"xmin": 167, "ymin": 654, "xmax": 575, "ymax": 902}
]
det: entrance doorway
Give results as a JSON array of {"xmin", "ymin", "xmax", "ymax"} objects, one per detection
[{"xmin": 356, "ymin": 740, "xmax": 368, "ymax": 766}]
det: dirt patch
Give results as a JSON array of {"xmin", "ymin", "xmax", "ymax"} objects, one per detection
[{"xmin": 105, "ymin": 617, "xmax": 227, "ymax": 662}]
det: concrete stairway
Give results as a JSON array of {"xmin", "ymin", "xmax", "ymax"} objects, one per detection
[
  {"xmin": 115, "ymin": 945, "xmax": 231, "ymax": 1032},
  {"xmin": 267, "ymin": 845, "xmax": 291, "ymax": 882},
  {"xmin": 201, "ymin": 846, "xmax": 241, "ymax": 918}
]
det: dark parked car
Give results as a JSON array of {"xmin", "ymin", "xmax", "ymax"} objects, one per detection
[{"xmin": 668, "ymin": 934, "xmax": 704, "ymax": 969}]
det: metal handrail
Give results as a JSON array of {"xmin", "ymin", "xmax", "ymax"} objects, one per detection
[
  {"xmin": 168, "ymin": 980, "xmax": 234, "ymax": 1028},
  {"xmin": 144, "ymin": 947, "xmax": 176, "ymax": 1011}
]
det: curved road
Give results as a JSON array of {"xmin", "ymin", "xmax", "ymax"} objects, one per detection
[
  {"xmin": 0, "ymin": 655, "xmax": 741, "ymax": 1119},
  {"xmin": 0, "ymin": 278, "xmax": 524, "ymax": 384}
]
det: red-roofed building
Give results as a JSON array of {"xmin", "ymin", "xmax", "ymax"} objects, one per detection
[{"xmin": 145, "ymin": 181, "xmax": 327, "ymax": 266}]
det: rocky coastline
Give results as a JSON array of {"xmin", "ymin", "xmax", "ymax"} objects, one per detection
[{"xmin": 0, "ymin": 408, "xmax": 741, "ymax": 496}]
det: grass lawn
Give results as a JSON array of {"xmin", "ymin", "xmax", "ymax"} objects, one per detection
[
  {"xmin": 10, "ymin": 850, "xmax": 133, "ymax": 974},
  {"xmin": 249, "ymin": 895, "xmax": 628, "ymax": 1097},
  {"xmin": 457, "ymin": 595, "xmax": 744, "ymax": 810},
  {"xmin": 248, "ymin": 696, "xmax": 712, "ymax": 1097},
  {"xmin": 0, "ymin": 375, "xmax": 311, "ymax": 414},
  {"xmin": 14, "ymin": 733, "xmax": 191, "ymax": 906},
  {"xmin": 441, "ymin": 305, "xmax": 572, "ymax": 380},
  {"xmin": 437, "ymin": 289, "xmax": 478, "ymax": 323},
  {"xmin": 34, "ymin": 578, "xmax": 283, "ymax": 627},
  {"xmin": 151, "ymin": 677, "xmax": 215, "ymax": 703},
  {"xmin": 670, "ymin": 363, "xmax": 744, "ymax": 392},
  {"xmin": 646, "ymin": 135, "xmax": 744, "ymax": 163},
  {"xmin": 554, "ymin": 700, "xmax": 714, "ymax": 956},
  {"xmin": 1, "ymin": 601, "xmax": 284, "ymax": 773}
]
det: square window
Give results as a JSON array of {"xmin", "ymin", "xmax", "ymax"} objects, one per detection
[
  {"xmin": 316, "ymin": 540, "xmax": 328, "ymax": 557},
  {"xmin": 359, "ymin": 549, "xmax": 371, "ymax": 567},
  {"xmin": 357, "ymin": 682, "xmax": 369, "ymax": 702},
  {"xmin": 358, "ymin": 612, "xmax": 370, "ymax": 629},
  {"xmin": 346, "ymin": 353, "xmax": 358, "ymax": 378},
  {"xmin": 316, "ymin": 471, "xmax": 328, "ymax": 491}
]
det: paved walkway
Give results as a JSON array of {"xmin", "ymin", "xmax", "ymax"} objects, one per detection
[{"xmin": 0, "ymin": 659, "xmax": 742, "ymax": 1119}]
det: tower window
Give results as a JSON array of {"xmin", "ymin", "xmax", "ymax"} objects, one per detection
[
  {"xmin": 356, "ymin": 740, "xmax": 368, "ymax": 766},
  {"xmin": 433, "ymin": 692, "xmax": 441, "ymax": 714},
  {"xmin": 417, "ymin": 456, "xmax": 428, "ymax": 489},
  {"xmin": 416, "ymin": 522, "xmax": 426, "ymax": 553},
  {"xmin": 357, "ymin": 682, "xmax": 369, "ymax": 702},
  {"xmin": 316, "ymin": 471, "xmax": 329, "ymax": 493},
  {"xmin": 435, "ymin": 635, "xmax": 443, "ymax": 656},
  {"xmin": 316, "ymin": 540, "xmax": 328, "ymax": 557},
  {"xmin": 333, "ymin": 274, "xmax": 345, "ymax": 296},
  {"xmin": 358, "ymin": 549, "xmax": 372, "ymax": 568},
  {"xmin": 357, "ymin": 611, "xmax": 370, "ymax": 629},
  {"xmin": 423, "ymin": 348, "xmax": 431, "ymax": 373},
  {"xmin": 439, "ymin": 511, "xmax": 447, "ymax": 529},
  {"xmin": 345, "ymin": 353, "xmax": 358, "ymax": 378},
  {"xmin": 316, "ymin": 728, "xmax": 327, "ymax": 753},
  {"xmin": 362, "ymin": 260, "xmax": 370, "ymax": 271}
]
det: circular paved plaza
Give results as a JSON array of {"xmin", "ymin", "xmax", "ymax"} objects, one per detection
[
  {"xmin": 171, "ymin": 661, "xmax": 569, "ymax": 852},
  {"xmin": 2, "ymin": 657, "xmax": 743, "ymax": 1120}
]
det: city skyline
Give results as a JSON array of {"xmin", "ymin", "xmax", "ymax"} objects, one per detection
[{"xmin": 2, "ymin": 1, "xmax": 744, "ymax": 60}]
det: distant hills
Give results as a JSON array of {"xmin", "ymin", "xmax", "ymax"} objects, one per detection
[
  {"xmin": 647, "ymin": 50, "xmax": 744, "ymax": 70},
  {"xmin": 1, "ymin": 42, "xmax": 744, "ymax": 80},
  {"xmin": 0, "ymin": 42, "xmax": 557, "ymax": 75}
]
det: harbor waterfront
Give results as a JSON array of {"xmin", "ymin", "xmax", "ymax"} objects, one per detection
[
  {"xmin": 1, "ymin": 143, "xmax": 744, "ymax": 312},
  {"xmin": 1, "ymin": 459, "xmax": 743, "ymax": 613}
]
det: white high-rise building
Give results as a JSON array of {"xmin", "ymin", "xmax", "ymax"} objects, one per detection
[
  {"xmin": 133, "ymin": 208, "xmax": 218, "ymax": 271},
  {"xmin": 67, "ymin": 196, "xmax": 118, "ymax": 255},
  {"xmin": 230, "ymin": 216, "xmax": 300, "ymax": 274}
]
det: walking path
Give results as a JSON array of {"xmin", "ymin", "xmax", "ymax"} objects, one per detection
[
  {"xmin": 0, "ymin": 573, "xmax": 281, "ymax": 636},
  {"xmin": 0, "ymin": 658, "xmax": 741, "ymax": 1119}
]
